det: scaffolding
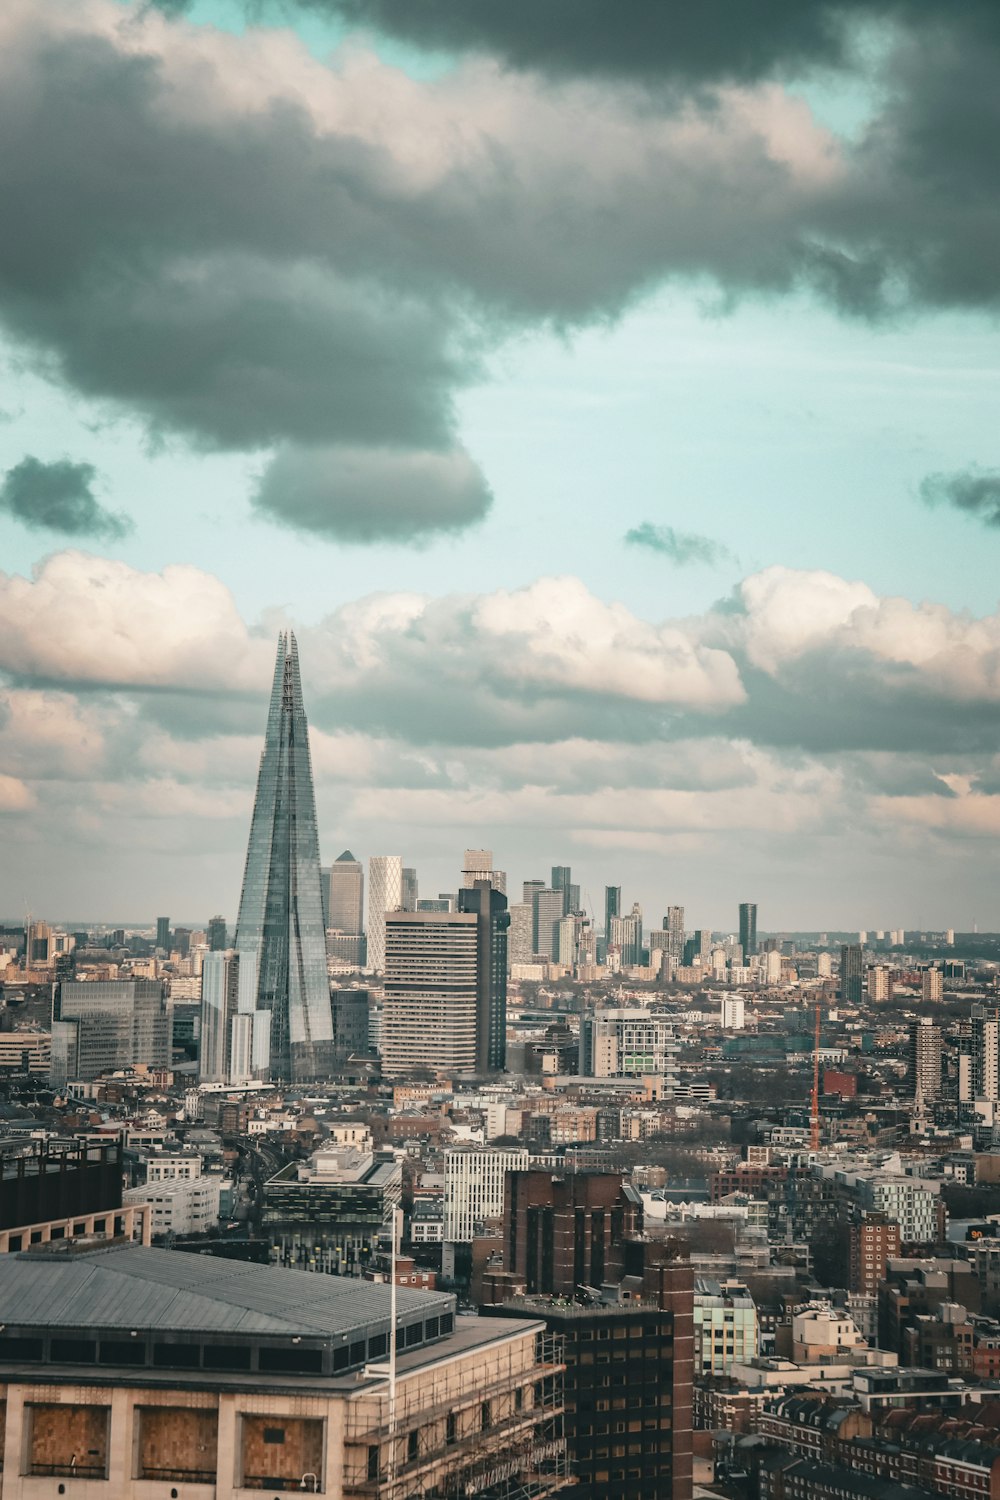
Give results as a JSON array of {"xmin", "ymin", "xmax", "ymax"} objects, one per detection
[{"xmin": 343, "ymin": 1330, "xmax": 570, "ymax": 1499}]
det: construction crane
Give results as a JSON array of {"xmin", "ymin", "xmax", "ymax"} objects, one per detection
[{"xmin": 810, "ymin": 1001, "xmax": 821, "ymax": 1151}]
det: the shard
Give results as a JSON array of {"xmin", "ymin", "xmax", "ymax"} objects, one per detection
[{"xmin": 235, "ymin": 632, "xmax": 333, "ymax": 1081}]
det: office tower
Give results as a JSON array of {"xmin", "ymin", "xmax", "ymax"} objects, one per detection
[
  {"xmin": 522, "ymin": 877, "xmax": 544, "ymax": 903},
  {"xmin": 972, "ymin": 1005, "xmax": 1000, "ymax": 1102},
  {"xmin": 609, "ymin": 913, "xmax": 638, "ymax": 966},
  {"xmin": 738, "ymin": 901, "xmax": 758, "ymax": 959},
  {"xmin": 666, "ymin": 905, "xmax": 685, "ymax": 959},
  {"xmin": 551, "ymin": 865, "xmax": 572, "ymax": 915},
  {"xmin": 508, "ymin": 902, "xmax": 534, "ymax": 965},
  {"xmin": 200, "ymin": 951, "xmax": 236, "ymax": 1083},
  {"xmin": 910, "ymin": 1018, "xmax": 942, "ymax": 1102},
  {"xmin": 234, "ymin": 632, "xmax": 333, "ymax": 1082},
  {"xmin": 532, "ymin": 887, "xmax": 564, "ymax": 960},
  {"xmin": 444, "ymin": 1146, "xmax": 529, "ymax": 1242},
  {"xmin": 199, "ymin": 950, "xmax": 258, "ymax": 1085},
  {"xmin": 207, "ymin": 915, "xmax": 227, "ymax": 952},
  {"xmin": 155, "ymin": 916, "xmax": 170, "ymax": 952},
  {"xmin": 462, "ymin": 848, "xmax": 507, "ymax": 895},
  {"xmin": 331, "ymin": 987, "xmax": 371, "ymax": 1063},
  {"xmin": 366, "ymin": 855, "xmax": 403, "ymax": 973},
  {"xmin": 604, "ymin": 884, "xmax": 621, "ymax": 937},
  {"xmin": 401, "ymin": 867, "xmax": 419, "ymax": 911},
  {"xmin": 487, "ymin": 1178, "xmax": 694, "ymax": 1500},
  {"xmin": 840, "ymin": 943, "xmax": 864, "ymax": 1006},
  {"xmin": 381, "ymin": 911, "xmax": 480, "ymax": 1076},
  {"xmin": 327, "ymin": 849, "xmax": 364, "ymax": 935},
  {"xmin": 457, "ymin": 879, "xmax": 510, "ymax": 1072},
  {"xmin": 51, "ymin": 980, "xmax": 170, "ymax": 1085}
]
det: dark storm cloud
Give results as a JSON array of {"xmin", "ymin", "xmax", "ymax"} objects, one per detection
[
  {"xmin": 920, "ymin": 467, "xmax": 1000, "ymax": 528},
  {"xmin": 624, "ymin": 522, "xmax": 732, "ymax": 567},
  {"xmin": 253, "ymin": 444, "xmax": 492, "ymax": 543},
  {"xmin": 270, "ymin": 0, "xmax": 990, "ymax": 82},
  {"xmin": 3, "ymin": 0, "xmax": 1000, "ymax": 551},
  {"xmin": 0, "ymin": 456, "xmax": 131, "ymax": 539}
]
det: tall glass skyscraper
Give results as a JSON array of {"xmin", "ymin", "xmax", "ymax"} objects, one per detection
[{"xmin": 235, "ymin": 633, "xmax": 333, "ymax": 1081}]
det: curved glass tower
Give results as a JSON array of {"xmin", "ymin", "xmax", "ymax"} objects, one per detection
[{"xmin": 235, "ymin": 633, "xmax": 333, "ymax": 1081}]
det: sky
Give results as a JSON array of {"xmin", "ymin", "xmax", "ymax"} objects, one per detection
[{"xmin": 1, "ymin": 0, "xmax": 1000, "ymax": 930}]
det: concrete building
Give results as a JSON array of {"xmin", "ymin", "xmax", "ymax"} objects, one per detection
[
  {"xmin": 972, "ymin": 1004, "xmax": 1000, "ymax": 1102},
  {"xmin": 366, "ymin": 854, "xmax": 403, "ymax": 974},
  {"xmin": 578, "ymin": 1007, "xmax": 679, "ymax": 1089},
  {"xmin": 532, "ymin": 887, "xmax": 565, "ymax": 961},
  {"xmin": 381, "ymin": 910, "xmax": 480, "ymax": 1077},
  {"xmin": 508, "ymin": 902, "xmax": 534, "ymax": 966},
  {"xmin": 461, "ymin": 848, "xmax": 506, "ymax": 894},
  {"xmin": 444, "ymin": 1147, "xmax": 530, "ymax": 1243},
  {"xmin": 922, "ymin": 965, "xmax": 944, "ymax": 1002},
  {"xmin": 0, "ymin": 1032, "xmax": 50, "ymax": 1075},
  {"xmin": 693, "ymin": 1279, "xmax": 758, "ymax": 1376},
  {"xmin": 123, "ymin": 1175, "xmax": 221, "ymax": 1236},
  {"xmin": 0, "ymin": 1242, "xmax": 566, "ymax": 1498},
  {"xmin": 910, "ymin": 1018, "xmax": 943, "ymax": 1102},
  {"xmin": 262, "ymin": 1144, "xmax": 402, "ymax": 1273}
]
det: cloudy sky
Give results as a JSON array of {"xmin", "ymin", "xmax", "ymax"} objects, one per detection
[{"xmin": 2, "ymin": 0, "xmax": 1000, "ymax": 930}]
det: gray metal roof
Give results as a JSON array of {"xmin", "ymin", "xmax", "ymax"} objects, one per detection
[{"xmin": 0, "ymin": 1246, "xmax": 453, "ymax": 1340}]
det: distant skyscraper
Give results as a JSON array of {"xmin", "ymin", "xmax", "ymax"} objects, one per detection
[
  {"xmin": 551, "ymin": 866, "xmax": 571, "ymax": 914},
  {"xmin": 51, "ymin": 980, "xmax": 170, "ymax": 1085},
  {"xmin": 840, "ymin": 943, "xmax": 864, "ymax": 1006},
  {"xmin": 200, "ymin": 950, "xmax": 255, "ymax": 1084},
  {"xmin": 604, "ymin": 886, "xmax": 621, "ymax": 937},
  {"xmin": 972, "ymin": 1005, "xmax": 1000, "ymax": 1102},
  {"xmin": 458, "ymin": 879, "xmax": 510, "ymax": 1071},
  {"xmin": 402, "ymin": 867, "xmax": 419, "ymax": 911},
  {"xmin": 533, "ymin": 887, "xmax": 565, "ymax": 959},
  {"xmin": 328, "ymin": 850, "xmax": 364, "ymax": 935},
  {"xmin": 738, "ymin": 902, "xmax": 757, "ymax": 959},
  {"xmin": 367, "ymin": 856, "xmax": 403, "ymax": 972},
  {"xmin": 665, "ymin": 906, "xmax": 685, "ymax": 960},
  {"xmin": 462, "ymin": 849, "xmax": 506, "ymax": 894},
  {"xmin": 381, "ymin": 911, "xmax": 480, "ymax": 1076},
  {"xmin": 508, "ymin": 903, "xmax": 534, "ymax": 965},
  {"xmin": 523, "ymin": 878, "xmax": 545, "ymax": 904},
  {"xmin": 234, "ymin": 632, "xmax": 333, "ymax": 1082},
  {"xmin": 207, "ymin": 915, "xmax": 227, "ymax": 952},
  {"xmin": 155, "ymin": 916, "xmax": 170, "ymax": 952}
]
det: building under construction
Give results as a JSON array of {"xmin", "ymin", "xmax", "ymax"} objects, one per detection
[{"xmin": 0, "ymin": 1241, "xmax": 569, "ymax": 1498}]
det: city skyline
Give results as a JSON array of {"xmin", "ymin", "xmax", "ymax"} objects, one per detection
[{"xmin": 2, "ymin": 1, "xmax": 1000, "ymax": 926}]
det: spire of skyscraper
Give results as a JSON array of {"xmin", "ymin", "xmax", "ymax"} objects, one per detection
[{"xmin": 235, "ymin": 632, "xmax": 333, "ymax": 1081}]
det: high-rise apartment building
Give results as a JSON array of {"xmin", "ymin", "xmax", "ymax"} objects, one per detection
[
  {"xmin": 207, "ymin": 914, "xmax": 227, "ymax": 951},
  {"xmin": 533, "ymin": 886, "xmax": 565, "ymax": 960},
  {"xmin": 234, "ymin": 633, "xmax": 333, "ymax": 1081},
  {"xmin": 609, "ymin": 902, "xmax": 643, "ymax": 966},
  {"xmin": 51, "ymin": 980, "xmax": 171, "ymax": 1085},
  {"xmin": 972, "ymin": 1005, "xmax": 1000, "ymax": 1102},
  {"xmin": 200, "ymin": 950, "xmax": 261, "ymax": 1085},
  {"xmin": 868, "ymin": 965, "xmax": 890, "ymax": 1002},
  {"xmin": 666, "ymin": 905, "xmax": 685, "ymax": 959},
  {"xmin": 155, "ymin": 916, "xmax": 170, "ymax": 952},
  {"xmin": 738, "ymin": 901, "xmax": 758, "ymax": 959},
  {"xmin": 922, "ymin": 965, "xmax": 943, "ymax": 1002},
  {"xmin": 457, "ymin": 879, "xmax": 510, "ymax": 1072},
  {"xmin": 847, "ymin": 1211, "xmax": 901, "ymax": 1298},
  {"xmin": 508, "ymin": 902, "xmax": 534, "ymax": 965},
  {"xmin": 327, "ymin": 849, "xmax": 364, "ymax": 935},
  {"xmin": 381, "ymin": 911, "xmax": 479, "ymax": 1076},
  {"xmin": 366, "ymin": 855, "xmax": 403, "ymax": 973},
  {"xmin": 604, "ymin": 885, "xmax": 621, "ymax": 937},
  {"xmin": 840, "ymin": 943, "xmax": 864, "ymax": 1006},
  {"xmin": 910, "ymin": 1018, "xmax": 942, "ymax": 1101}
]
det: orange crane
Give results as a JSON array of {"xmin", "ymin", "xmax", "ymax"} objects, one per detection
[{"xmin": 810, "ymin": 1001, "xmax": 821, "ymax": 1150}]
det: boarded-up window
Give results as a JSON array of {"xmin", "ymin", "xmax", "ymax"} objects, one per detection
[{"xmin": 137, "ymin": 1407, "xmax": 218, "ymax": 1483}]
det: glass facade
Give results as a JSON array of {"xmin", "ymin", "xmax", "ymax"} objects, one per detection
[{"xmin": 235, "ymin": 633, "xmax": 333, "ymax": 1081}]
